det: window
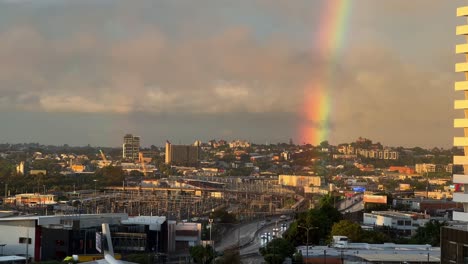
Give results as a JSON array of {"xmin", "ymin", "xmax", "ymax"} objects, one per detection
[
  {"xmin": 19, "ymin": 237, "xmax": 31, "ymax": 244},
  {"xmin": 397, "ymin": 220, "xmax": 404, "ymax": 226},
  {"xmin": 463, "ymin": 245, "xmax": 468, "ymax": 264},
  {"xmin": 405, "ymin": 221, "xmax": 411, "ymax": 226}
]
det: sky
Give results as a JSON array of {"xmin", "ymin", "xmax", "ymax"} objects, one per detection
[{"xmin": 0, "ymin": 0, "xmax": 465, "ymax": 147}]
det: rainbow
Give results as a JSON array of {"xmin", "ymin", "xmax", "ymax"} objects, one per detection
[{"xmin": 298, "ymin": 0, "xmax": 351, "ymax": 145}]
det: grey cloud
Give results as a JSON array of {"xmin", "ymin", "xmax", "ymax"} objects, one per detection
[{"xmin": 0, "ymin": 0, "xmax": 460, "ymax": 147}]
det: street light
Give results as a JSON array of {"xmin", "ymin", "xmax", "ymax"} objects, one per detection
[
  {"xmin": 298, "ymin": 225, "xmax": 317, "ymax": 259},
  {"xmin": 208, "ymin": 218, "xmax": 214, "ymax": 256},
  {"xmin": 93, "ymin": 179, "xmax": 98, "ymax": 196},
  {"xmin": 93, "ymin": 180, "xmax": 98, "ymax": 214}
]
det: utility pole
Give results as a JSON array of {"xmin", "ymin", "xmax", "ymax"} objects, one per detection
[{"xmin": 298, "ymin": 225, "xmax": 317, "ymax": 260}]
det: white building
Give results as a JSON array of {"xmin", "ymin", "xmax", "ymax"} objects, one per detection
[
  {"xmin": 228, "ymin": 140, "xmax": 251, "ymax": 148},
  {"xmin": 415, "ymin": 163, "xmax": 437, "ymax": 173},
  {"xmin": 0, "ymin": 214, "xmax": 127, "ymax": 262},
  {"xmin": 16, "ymin": 161, "xmax": 24, "ymax": 175},
  {"xmin": 363, "ymin": 211, "xmax": 429, "ymax": 236}
]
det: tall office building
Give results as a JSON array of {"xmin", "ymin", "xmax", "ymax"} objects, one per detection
[
  {"xmin": 165, "ymin": 141, "xmax": 200, "ymax": 166},
  {"xmin": 441, "ymin": 6, "xmax": 468, "ymax": 263},
  {"xmin": 123, "ymin": 134, "xmax": 140, "ymax": 160},
  {"xmin": 453, "ymin": 5, "xmax": 468, "ymax": 221}
]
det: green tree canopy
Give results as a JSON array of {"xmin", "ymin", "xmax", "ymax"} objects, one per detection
[
  {"xmin": 190, "ymin": 245, "xmax": 214, "ymax": 264},
  {"xmin": 330, "ymin": 220, "xmax": 362, "ymax": 242},
  {"xmin": 259, "ymin": 238, "xmax": 296, "ymax": 264},
  {"xmin": 94, "ymin": 165, "xmax": 125, "ymax": 186},
  {"xmin": 283, "ymin": 195, "xmax": 342, "ymax": 246},
  {"xmin": 215, "ymin": 248, "xmax": 240, "ymax": 264},
  {"xmin": 411, "ymin": 220, "xmax": 447, "ymax": 246}
]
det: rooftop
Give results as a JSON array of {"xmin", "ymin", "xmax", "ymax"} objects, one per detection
[{"xmin": 367, "ymin": 211, "xmax": 427, "ymax": 219}]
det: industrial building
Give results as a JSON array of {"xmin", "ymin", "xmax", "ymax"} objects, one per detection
[
  {"xmin": 0, "ymin": 214, "xmax": 202, "ymax": 262},
  {"xmin": 298, "ymin": 236, "xmax": 440, "ymax": 263},
  {"xmin": 363, "ymin": 211, "xmax": 429, "ymax": 236},
  {"xmin": 165, "ymin": 141, "xmax": 200, "ymax": 166},
  {"xmin": 278, "ymin": 175, "xmax": 321, "ymax": 188}
]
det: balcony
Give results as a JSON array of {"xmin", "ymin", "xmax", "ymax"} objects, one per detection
[
  {"xmin": 454, "ymin": 156, "xmax": 468, "ymax": 165},
  {"xmin": 453, "ymin": 211, "xmax": 468, "ymax": 222},
  {"xmin": 455, "ymin": 100, "xmax": 468, "ymax": 109},
  {"xmin": 453, "ymin": 192, "xmax": 468, "ymax": 203},
  {"xmin": 456, "ymin": 62, "xmax": 468, "ymax": 72},
  {"xmin": 457, "ymin": 44, "xmax": 468, "ymax": 54},
  {"xmin": 457, "ymin": 25, "xmax": 468, "ymax": 36},
  {"xmin": 454, "ymin": 174, "xmax": 468, "ymax": 184},
  {"xmin": 455, "ymin": 81, "xmax": 468, "ymax": 91},
  {"xmin": 454, "ymin": 118, "xmax": 468, "ymax": 128},
  {"xmin": 458, "ymin": 6, "xmax": 468, "ymax": 17},
  {"xmin": 454, "ymin": 137, "xmax": 468, "ymax": 147}
]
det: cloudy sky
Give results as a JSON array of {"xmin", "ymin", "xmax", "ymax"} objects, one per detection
[{"xmin": 0, "ymin": 0, "xmax": 464, "ymax": 147}]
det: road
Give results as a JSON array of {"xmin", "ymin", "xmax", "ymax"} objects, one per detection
[
  {"xmin": 215, "ymin": 220, "xmax": 264, "ymax": 251},
  {"xmin": 240, "ymin": 220, "xmax": 291, "ymax": 256},
  {"xmin": 337, "ymin": 193, "xmax": 364, "ymax": 213},
  {"xmin": 215, "ymin": 217, "xmax": 291, "ymax": 253}
]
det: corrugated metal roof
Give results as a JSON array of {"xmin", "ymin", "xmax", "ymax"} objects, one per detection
[{"xmin": 356, "ymin": 253, "xmax": 439, "ymax": 262}]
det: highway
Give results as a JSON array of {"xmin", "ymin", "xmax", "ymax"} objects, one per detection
[
  {"xmin": 337, "ymin": 193, "xmax": 364, "ymax": 213},
  {"xmin": 240, "ymin": 220, "xmax": 291, "ymax": 255},
  {"xmin": 215, "ymin": 219, "xmax": 264, "ymax": 251},
  {"xmin": 214, "ymin": 217, "xmax": 291, "ymax": 253}
]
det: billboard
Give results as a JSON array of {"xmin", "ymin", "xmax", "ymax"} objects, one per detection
[
  {"xmin": 399, "ymin": 183, "xmax": 411, "ymax": 191},
  {"xmin": 363, "ymin": 195, "xmax": 387, "ymax": 204},
  {"xmin": 278, "ymin": 175, "xmax": 321, "ymax": 187},
  {"xmin": 352, "ymin": 187, "xmax": 366, "ymax": 193},
  {"xmin": 96, "ymin": 232, "xmax": 102, "ymax": 253}
]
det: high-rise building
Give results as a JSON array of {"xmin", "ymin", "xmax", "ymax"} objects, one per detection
[
  {"xmin": 441, "ymin": 6, "xmax": 468, "ymax": 263},
  {"xmin": 123, "ymin": 134, "xmax": 140, "ymax": 160},
  {"xmin": 452, "ymin": 5, "xmax": 468, "ymax": 221},
  {"xmin": 165, "ymin": 141, "xmax": 199, "ymax": 166}
]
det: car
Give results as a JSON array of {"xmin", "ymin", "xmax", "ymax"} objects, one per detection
[{"xmin": 260, "ymin": 221, "xmax": 266, "ymax": 227}]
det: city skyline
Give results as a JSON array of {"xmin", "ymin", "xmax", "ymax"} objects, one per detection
[{"xmin": 0, "ymin": 0, "xmax": 463, "ymax": 147}]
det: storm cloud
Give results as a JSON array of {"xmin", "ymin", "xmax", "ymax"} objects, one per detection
[{"xmin": 0, "ymin": 0, "xmax": 463, "ymax": 147}]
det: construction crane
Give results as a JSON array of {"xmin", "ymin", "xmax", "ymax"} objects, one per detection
[
  {"xmin": 99, "ymin": 150, "xmax": 108, "ymax": 163},
  {"xmin": 98, "ymin": 149, "xmax": 111, "ymax": 168},
  {"xmin": 139, "ymin": 152, "xmax": 147, "ymax": 177}
]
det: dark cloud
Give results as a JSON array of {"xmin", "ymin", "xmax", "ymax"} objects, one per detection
[{"xmin": 0, "ymin": 0, "xmax": 461, "ymax": 147}]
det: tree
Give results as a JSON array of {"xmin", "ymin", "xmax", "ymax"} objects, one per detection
[
  {"xmin": 330, "ymin": 220, "xmax": 362, "ymax": 242},
  {"xmin": 259, "ymin": 238, "xmax": 296, "ymax": 264},
  {"xmin": 211, "ymin": 209, "xmax": 237, "ymax": 223},
  {"xmin": 283, "ymin": 196, "xmax": 342, "ymax": 246},
  {"xmin": 411, "ymin": 220, "xmax": 447, "ymax": 246},
  {"xmin": 190, "ymin": 245, "xmax": 214, "ymax": 264},
  {"xmin": 94, "ymin": 165, "xmax": 125, "ymax": 186},
  {"xmin": 215, "ymin": 248, "xmax": 240, "ymax": 264},
  {"xmin": 360, "ymin": 230, "xmax": 391, "ymax": 244}
]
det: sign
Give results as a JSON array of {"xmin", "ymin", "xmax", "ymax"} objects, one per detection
[
  {"xmin": 353, "ymin": 187, "xmax": 366, "ymax": 193},
  {"xmin": 95, "ymin": 232, "xmax": 102, "ymax": 253},
  {"xmin": 399, "ymin": 184, "xmax": 411, "ymax": 191},
  {"xmin": 363, "ymin": 195, "xmax": 387, "ymax": 204}
]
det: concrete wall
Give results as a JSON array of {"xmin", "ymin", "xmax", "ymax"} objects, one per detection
[{"xmin": 0, "ymin": 219, "xmax": 36, "ymax": 260}]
